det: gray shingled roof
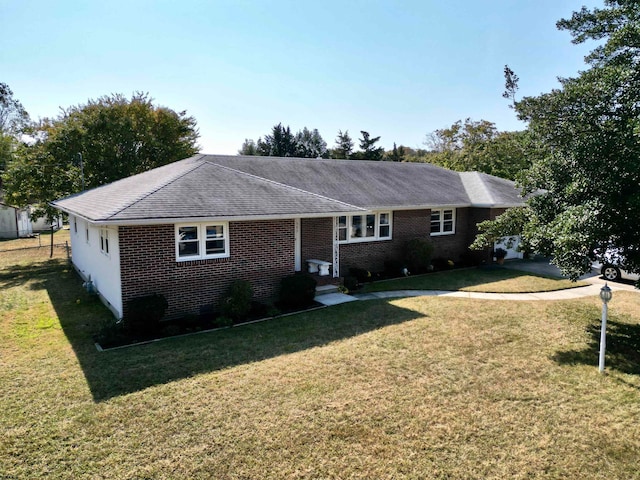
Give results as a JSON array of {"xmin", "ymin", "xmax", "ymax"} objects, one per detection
[
  {"xmin": 211, "ymin": 155, "xmax": 470, "ymax": 209},
  {"xmin": 53, "ymin": 156, "xmax": 364, "ymax": 222},
  {"xmin": 459, "ymin": 171, "xmax": 525, "ymax": 207},
  {"xmin": 52, "ymin": 154, "xmax": 526, "ymax": 223}
]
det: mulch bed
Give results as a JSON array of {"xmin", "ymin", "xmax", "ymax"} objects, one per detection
[{"xmin": 95, "ymin": 300, "xmax": 324, "ymax": 351}]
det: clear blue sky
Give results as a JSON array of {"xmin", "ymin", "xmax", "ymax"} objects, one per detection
[{"xmin": 1, "ymin": 0, "xmax": 601, "ymax": 155}]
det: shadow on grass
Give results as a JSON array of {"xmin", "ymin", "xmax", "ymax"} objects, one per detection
[
  {"xmin": 42, "ymin": 266, "xmax": 423, "ymax": 403},
  {"xmin": 0, "ymin": 259, "xmax": 68, "ymax": 288},
  {"xmin": 552, "ymin": 319, "xmax": 640, "ymax": 376}
]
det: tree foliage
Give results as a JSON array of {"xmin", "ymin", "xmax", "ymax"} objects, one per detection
[
  {"xmin": 2, "ymin": 92, "xmax": 199, "ymax": 219},
  {"xmin": 352, "ymin": 130, "xmax": 384, "ymax": 160},
  {"xmin": 238, "ymin": 138, "xmax": 258, "ymax": 155},
  {"xmin": 422, "ymin": 118, "xmax": 540, "ymax": 180},
  {"xmin": 0, "ymin": 82, "xmax": 29, "ymax": 135},
  {"xmin": 243, "ymin": 123, "xmax": 329, "ymax": 158},
  {"xmin": 502, "ymin": 65, "xmax": 519, "ymax": 108},
  {"xmin": 257, "ymin": 123, "xmax": 297, "ymax": 157},
  {"xmin": 330, "ymin": 130, "xmax": 354, "ymax": 159},
  {"xmin": 0, "ymin": 83, "xmax": 30, "ymax": 185},
  {"xmin": 294, "ymin": 127, "xmax": 328, "ymax": 158},
  {"xmin": 385, "ymin": 142, "xmax": 406, "ymax": 162},
  {"xmin": 476, "ymin": 0, "xmax": 640, "ymax": 281}
]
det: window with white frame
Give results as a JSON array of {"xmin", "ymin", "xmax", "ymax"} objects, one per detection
[
  {"xmin": 176, "ymin": 222, "xmax": 229, "ymax": 260},
  {"xmin": 99, "ymin": 228, "xmax": 110, "ymax": 255},
  {"xmin": 430, "ymin": 208, "xmax": 455, "ymax": 235},
  {"xmin": 73, "ymin": 217, "xmax": 77, "ymax": 234},
  {"xmin": 337, "ymin": 212, "xmax": 391, "ymax": 243},
  {"xmin": 85, "ymin": 225, "xmax": 90, "ymax": 243}
]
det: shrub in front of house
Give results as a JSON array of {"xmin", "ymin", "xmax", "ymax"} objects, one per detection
[
  {"xmin": 383, "ymin": 258, "xmax": 405, "ymax": 278},
  {"xmin": 404, "ymin": 238, "xmax": 434, "ymax": 274},
  {"xmin": 343, "ymin": 275, "xmax": 358, "ymax": 292},
  {"xmin": 494, "ymin": 247, "xmax": 508, "ymax": 263},
  {"xmin": 349, "ymin": 267, "xmax": 373, "ymax": 284},
  {"xmin": 431, "ymin": 257, "xmax": 455, "ymax": 271},
  {"xmin": 124, "ymin": 293, "xmax": 169, "ymax": 335},
  {"xmin": 278, "ymin": 274, "xmax": 317, "ymax": 309},
  {"xmin": 219, "ymin": 279, "xmax": 254, "ymax": 321}
]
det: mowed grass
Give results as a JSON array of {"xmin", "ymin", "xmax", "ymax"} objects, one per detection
[
  {"xmin": 0, "ymin": 228, "xmax": 71, "ymax": 270},
  {"xmin": 362, "ymin": 267, "xmax": 587, "ymax": 293},
  {"xmin": 1, "ymin": 249, "xmax": 639, "ymax": 479},
  {"xmin": 0, "ymin": 227, "xmax": 70, "ymax": 251}
]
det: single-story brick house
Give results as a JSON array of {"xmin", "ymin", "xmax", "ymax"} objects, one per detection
[{"xmin": 52, "ymin": 154, "xmax": 525, "ymax": 319}]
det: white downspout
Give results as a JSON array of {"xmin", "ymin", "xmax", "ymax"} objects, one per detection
[{"xmin": 333, "ymin": 217, "xmax": 340, "ymax": 278}]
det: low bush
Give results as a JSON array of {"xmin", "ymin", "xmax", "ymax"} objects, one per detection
[
  {"xmin": 124, "ymin": 294, "xmax": 168, "ymax": 335},
  {"xmin": 459, "ymin": 251, "xmax": 483, "ymax": 267},
  {"xmin": 404, "ymin": 238, "xmax": 434, "ymax": 274},
  {"xmin": 349, "ymin": 267, "xmax": 373, "ymax": 283},
  {"xmin": 219, "ymin": 280, "xmax": 253, "ymax": 321},
  {"xmin": 431, "ymin": 257, "xmax": 454, "ymax": 271},
  {"xmin": 343, "ymin": 275, "xmax": 358, "ymax": 291},
  {"xmin": 494, "ymin": 247, "xmax": 508, "ymax": 260},
  {"xmin": 214, "ymin": 316, "xmax": 234, "ymax": 328},
  {"xmin": 384, "ymin": 258, "xmax": 405, "ymax": 278},
  {"xmin": 279, "ymin": 274, "xmax": 317, "ymax": 308}
]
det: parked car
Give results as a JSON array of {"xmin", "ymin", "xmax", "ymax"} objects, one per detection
[{"xmin": 591, "ymin": 247, "xmax": 640, "ymax": 282}]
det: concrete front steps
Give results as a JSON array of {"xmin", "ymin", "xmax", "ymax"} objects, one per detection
[{"xmin": 315, "ymin": 284, "xmax": 341, "ymax": 295}]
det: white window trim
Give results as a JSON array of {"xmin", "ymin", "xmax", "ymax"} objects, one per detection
[
  {"xmin": 99, "ymin": 227, "xmax": 110, "ymax": 256},
  {"xmin": 337, "ymin": 212, "xmax": 392, "ymax": 244},
  {"xmin": 175, "ymin": 222, "xmax": 230, "ymax": 261},
  {"xmin": 430, "ymin": 208, "xmax": 456, "ymax": 236}
]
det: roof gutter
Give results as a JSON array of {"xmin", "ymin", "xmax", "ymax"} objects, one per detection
[
  {"xmin": 53, "ymin": 201, "xmax": 526, "ymax": 227},
  {"xmin": 50, "ymin": 204, "xmax": 367, "ymax": 226}
]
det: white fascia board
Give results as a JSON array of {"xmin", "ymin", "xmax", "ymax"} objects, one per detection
[
  {"xmin": 85, "ymin": 210, "xmax": 367, "ymax": 227},
  {"xmin": 469, "ymin": 203, "xmax": 525, "ymax": 209},
  {"xmin": 368, "ymin": 203, "xmax": 471, "ymax": 211},
  {"xmin": 49, "ymin": 203, "xmax": 95, "ymax": 224}
]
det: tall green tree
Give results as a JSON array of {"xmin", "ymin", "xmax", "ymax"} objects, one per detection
[
  {"xmin": 294, "ymin": 127, "xmax": 328, "ymax": 158},
  {"xmin": 385, "ymin": 142, "xmax": 406, "ymax": 162},
  {"xmin": 0, "ymin": 83, "xmax": 31, "ymax": 185},
  {"xmin": 256, "ymin": 123, "xmax": 298, "ymax": 157},
  {"xmin": 330, "ymin": 130, "xmax": 354, "ymax": 159},
  {"xmin": 353, "ymin": 131, "xmax": 384, "ymax": 160},
  {"xmin": 423, "ymin": 118, "xmax": 539, "ymax": 180},
  {"xmin": 238, "ymin": 138, "xmax": 258, "ymax": 155},
  {"xmin": 244, "ymin": 124, "xmax": 328, "ymax": 158},
  {"xmin": 0, "ymin": 82, "xmax": 29, "ymax": 135},
  {"xmin": 475, "ymin": 0, "xmax": 640, "ymax": 281},
  {"xmin": 2, "ymin": 92, "xmax": 199, "ymax": 219}
]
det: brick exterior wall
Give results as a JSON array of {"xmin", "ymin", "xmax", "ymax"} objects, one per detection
[
  {"xmin": 338, "ymin": 210, "xmax": 428, "ymax": 272},
  {"xmin": 339, "ymin": 208, "xmax": 480, "ymax": 272},
  {"xmin": 299, "ymin": 208, "xmax": 500, "ymax": 274},
  {"xmin": 118, "ymin": 207, "xmax": 507, "ymax": 318},
  {"xmin": 301, "ymin": 218, "xmax": 333, "ymax": 264},
  {"xmin": 119, "ymin": 219, "xmax": 295, "ymax": 319}
]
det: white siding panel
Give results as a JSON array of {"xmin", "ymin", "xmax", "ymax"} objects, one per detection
[{"xmin": 70, "ymin": 217, "xmax": 122, "ymax": 318}]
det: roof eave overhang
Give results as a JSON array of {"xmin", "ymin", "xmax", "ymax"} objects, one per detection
[
  {"xmin": 469, "ymin": 202, "xmax": 525, "ymax": 209},
  {"xmin": 57, "ymin": 210, "xmax": 367, "ymax": 226},
  {"xmin": 365, "ymin": 203, "xmax": 471, "ymax": 211}
]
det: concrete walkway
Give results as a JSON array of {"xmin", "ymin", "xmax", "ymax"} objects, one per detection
[
  {"xmin": 351, "ymin": 284, "xmax": 605, "ymax": 302},
  {"xmin": 315, "ymin": 259, "xmax": 638, "ymax": 306}
]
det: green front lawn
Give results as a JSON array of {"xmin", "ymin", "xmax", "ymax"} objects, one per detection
[
  {"xmin": 362, "ymin": 267, "xmax": 587, "ymax": 293},
  {"xmin": 1, "ymin": 251, "xmax": 639, "ymax": 479}
]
